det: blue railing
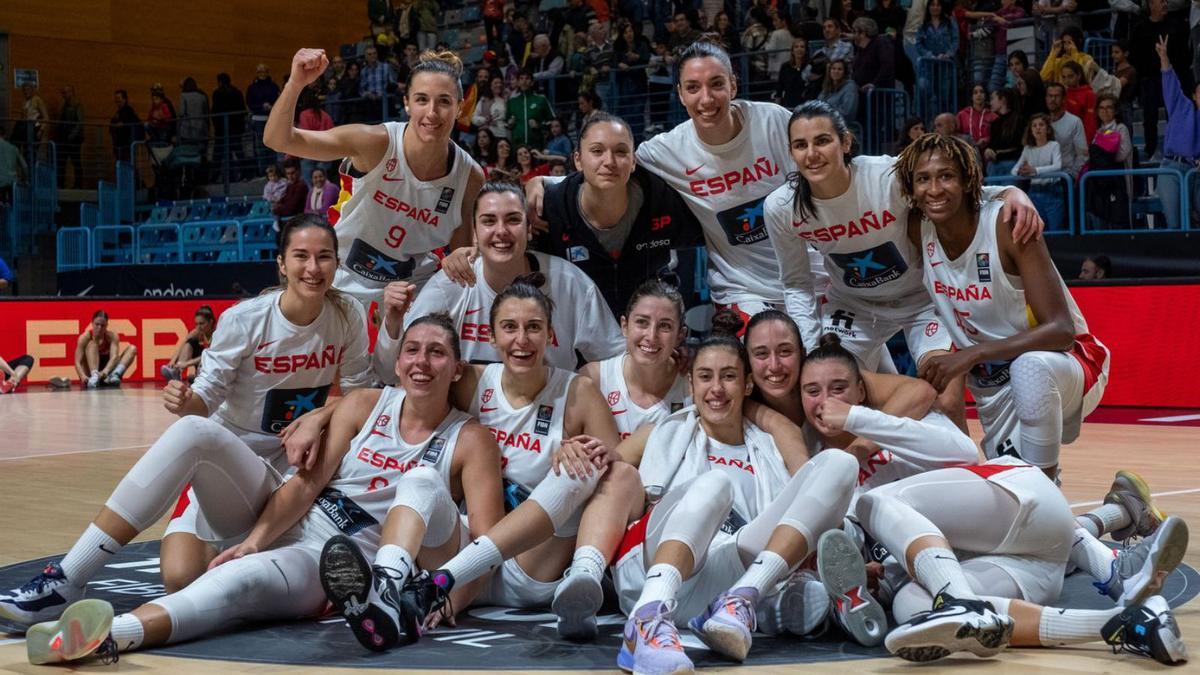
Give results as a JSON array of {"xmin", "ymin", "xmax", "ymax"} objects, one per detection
[
  {"xmin": 93, "ymin": 225, "xmax": 136, "ymax": 266},
  {"xmin": 56, "ymin": 228, "xmax": 92, "ymax": 271},
  {"xmin": 1083, "ymin": 38, "xmax": 1117, "ymax": 74},
  {"xmin": 985, "ymin": 172, "xmax": 1077, "ymax": 235},
  {"xmin": 1078, "ymin": 167, "xmax": 1189, "ymax": 233},
  {"xmin": 915, "ymin": 58, "xmax": 957, "ymax": 126},
  {"xmin": 864, "ymin": 88, "xmax": 910, "ymax": 156}
]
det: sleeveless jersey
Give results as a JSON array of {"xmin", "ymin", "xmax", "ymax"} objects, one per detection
[
  {"xmin": 314, "ymin": 387, "xmax": 468, "ymax": 550},
  {"xmin": 920, "ymin": 199, "xmax": 1109, "ymax": 400},
  {"xmin": 635, "ymin": 100, "xmax": 791, "ymax": 306},
  {"xmin": 400, "ymin": 251, "xmax": 623, "ymax": 369},
  {"xmin": 469, "ymin": 363, "xmax": 575, "ymax": 492},
  {"xmin": 597, "ymin": 354, "xmax": 690, "ymax": 439},
  {"xmin": 706, "ymin": 438, "xmax": 758, "ymax": 530},
  {"xmin": 191, "ymin": 290, "xmax": 374, "ymax": 468},
  {"xmin": 91, "ymin": 328, "xmax": 112, "ymax": 356},
  {"xmin": 329, "ymin": 121, "xmax": 478, "ymax": 303}
]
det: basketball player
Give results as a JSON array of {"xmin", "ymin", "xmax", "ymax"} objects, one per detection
[
  {"xmin": 161, "ymin": 215, "xmax": 376, "ymax": 591},
  {"xmin": 160, "ymin": 304, "xmax": 215, "ymax": 381},
  {"xmin": 318, "ymin": 274, "xmax": 621, "ymax": 649},
  {"xmin": 376, "ymin": 182, "xmax": 623, "ymax": 372},
  {"xmin": 893, "ymin": 133, "xmax": 1108, "ymax": 482},
  {"xmin": 0, "ymin": 353, "xmax": 33, "ymax": 394},
  {"xmin": 68, "ymin": 310, "xmax": 138, "ymax": 388},
  {"xmin": 7, "ymin": 316, "xmax": 503, "ymax": 666},
  {"xmin": 265, "ymin": 48, "xmax": 484, "ymax": 307},
  {"xmin": 579, "ymin": 279, "xmax": 692, "ymax": 440}
]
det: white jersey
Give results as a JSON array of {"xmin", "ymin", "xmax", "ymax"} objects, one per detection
[
  {"xmin": 192, "ymin": 291, "xmax": 374, "ymax": 468},
  {"xmin": 469, "ymin": 363, "xmax": 575, "ymax": 492},
  {"xmin": 314, "ymin": 387, "xmax": 468, "ymax": 550},
  {"xmin": 597, "ymin": 354, "xmax": 691, "ymax": 439},
  {"xmin": 706, "ymin": 438, "xmax": 759, "ymax": 528},
  {"xmin": 919, "ymin": 199, "xmax": 1109, "ymax": 404},
  {"xmin": 330, "ymin": 121, "xmax": 478, "ymax": 303},
  {"xmin": 636, "ymin": 100, "xmax": 791, "ymax": 306},
  {"xmin": 386, "ymin": 251, "xmax": 623, "ymax": 371}
]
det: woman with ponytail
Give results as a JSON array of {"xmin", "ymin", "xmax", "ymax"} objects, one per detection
[{"xmin": 160, "ymin": 305, "xmax": 217, "ymax": 382}]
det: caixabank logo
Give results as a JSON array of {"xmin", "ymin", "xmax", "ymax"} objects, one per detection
[{"xmin": 1, "ymin": 541, "xmax": 1195, "ymax": 668}]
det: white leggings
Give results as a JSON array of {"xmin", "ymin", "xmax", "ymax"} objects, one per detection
[{"xmin": 106, "ymin": 416, "xmax": 278, "ymax": 540}]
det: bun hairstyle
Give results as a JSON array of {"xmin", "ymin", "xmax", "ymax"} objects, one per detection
[
  {"xmin": 709, "ymin": 308, "xmax": 746, "ymax": 339},
  {"xmin": 490, "ymin": 271, "xmax": 554, "ymax": 329},
  {"xmin": 408, "ymin": 50, "xmax": 465, "ymax": 100},
  {"xmin": 404, "ymin": 312, "xmax": 463, "ymax": 361},
  {"xmin": 803, "ymin": 333, "xmax": 862, "ymax": 383},
  {"xmin": 694, "ymin": 310, "xmax": 750, "ymax": 375},
  {"xmin": 195, "ymin": 304, "xmax": 216, "ymax": 327},
  {"xmin": 624, "ymin": 278, "xmax": 686, "ymax": 326},
  {"xmin": 676, "ymin": 36, "xmax": 734, "ymax": 85}
]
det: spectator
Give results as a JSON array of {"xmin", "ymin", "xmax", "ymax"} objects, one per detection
[
  {"xmin": 367, "ymin": 0, "xmax": 392, "ymax": 24},
  {"xmin": 246, "ymin": 63, "xmax": 281, "ymax": 172},
  {"xmin": 1130, "ymin": 0, "xmax": 1192, "ymax": 159},
  {"xmin": 305, "ymin": 167, "xmax": 339, "ymax": 216},
  {"xmin": 1153, "ymin": 34, "xmax": 1200, "ymax": 229},
  {"xmin": 577, "ymin": 90, "xmax": 603, "ymax": 129},
  {"xmin": 542, "ymin": 118, "xmax": 574, "ymax": 164},
  {"xmin": 457, "ymin": 67, "xmax": 490, "ymax": 142},
  {"xmin": 565, "ymin": 0, "xmax": 598, "ymax": 34},
  {"xmin": 1007, "ymin": 49, "xmax": 1030, "ymax": 87},
  {"xmin": 272, "ymin": 162, "xmax": 306, "ymax": 222},
  {"xmin": 15, "ymin": 82, "xmax": 50, "ymax": 156},
  {"xmin": 0, "ymin": 127, "xmax": 27, "ymax": 206},
  {"xmin": 614, "ymin": 20, "xmax": 650, "ymax": 138},
  {"xmin": 670, "ymin": 12, "xmax": 702, "ymax": 52},
  {"xmin": 322, "ymin": 55, "xmax": 346, "ymax": 90},
  {"xmin": 488, "ymin": 137, "xmax": 519, "ymax": 181},
  {"xmin": 516, "ymin": 144, "xmax": 551, "ymax": 183},
  {"xmin": 819, "ymin": 59, "xmax": 859, "ymax": 120},
  {"xmin": 1018, "ymin": 69, "xmax": 1049, "ymax": 116},
  {"xmin": 746, "ymin": 0, "xmax": 773, "ymax": 29},
  {"xmin": 508, "ymin": 14, "xmax": 535, "ymax": 68},
  {"xmin": 851, "ymin": 18, "xmax": 895, "ymax": 91},
  {"xmin": 954, "ymin": 0, "xmax": 1001, "ymax": 91},
  {"xmin": 869, "ymin": 0, "xmax": 908, "ymax": 36},
  {"xmin": 991, "ymin": 0, "xmax": 1025, "ymax": 91},
  {"xmin": 934, "ymin": 110, "xmax": 985, "ymax": 164},
  {"xmin": 484, "ymin": 0, "xmax": 505, "ymax": 52},
  {"xmin": 585, "ymin": 22, "xmax": 616, "ymax": 105},
  {"xmin": 714, "ymin": 11, "xmax": 741, "ymax": 51},
  {"xmin": 507, "ymin": 69, "xmax": 555, "ymax": 148},
  {"xmin": 160, "ymin": 305, "xmax": 216, "ymax": 382},
  {"xmin": 1061, "ymin": 61, "xmax": 1098, "ymax": 141},
  {"xmin": 1012, "ymin": 113, "xmax": 1065, "ymax": 229},
  {"xmin": 829, "ymin": 0, "xmax": 859, "ymax": 34},
  {"xmin": 1032, "ymin": 0, "xmax": 1081, "ymax": 55},
  {"xmin": 262, "ymin": 163, "xmax": 287, "ymax": 213},
  {"xmin": 915, "ymin": 0, "xmax": 959, "ymax": 62},
  {"xmin": 211, "ymin": 73, "xmax": 247, "ymax": 180},
  {"xmin": 816, "ymin": 19, "xmax": 855, "ymax": 63},
  {"xmin": 645, "ymin": 39, "xmax": 674, "ymax": 129},
  {"xmin": 336, "ymin": 61, "xmax": 366, "ymax": 124},
  {"xmin": 108, "ymin": 89, "xmax": 141, "ymax": 162},
  {"xmin": 56, "ymin": 85, "xmax": 84, "ymax": 188},
  {"xmin": 177, "ymin": 77, "xmax": 210, "ymax": 149},
  {"xmin": 472, "ymin": 126, "xmax": 498, "ymax": 165},
  {"xmin": 146, "ymin": 88, "xmax": 175, "ymax": 144},
  {"xmin": 1085, "ymin": 94, "xmax": 1134, "ymax": 227},
  {"xmin": 984, "ymin": 88, "xmax": 1027, "ymax": 174},
  {"xmin": 1039, "ymin": 27, "xmax": 1094, "ymax": 85},
  {"xmin": 958, "ymin": 83, "xmax": 998, "ymax": 149},
  {"xmin": 67, "ymin": 309, "xmax": 138, "ymax": 388},
  {"xmin": 896, "ymin": 117, "xmax": 927, "ymax": 153},
  {"xmin": 1046, "ymin": 81, "xmax": 1088, "ymax": 177},
  {"xmin": 360, "ymin": 46, "xmax": 396, "ymax": 123},
  {"xmin": 297, "ymin": 94, "xmax": 334, "ymax": 184},
  {"xmin": 473, "ymin": 75, "xmax": 511, "ymax": 139},
  {"xmin": 765, "ymin": 11, "xmax": 795, "ymax": 80},
  {"xmin": 741, "ymin": 16, "xmax": 772, "ymax": 81},
  {"xmin": 0, "ymin": 354, "xmax": 33, "ymax": 394},
  {"xmin": 530, "ymin": 34, "xmax": 566, "ymax": 87},
  {"xmin": 1078, "ymin": 254, "xmax": 1112, "ymax": 279},
  {"xmin": 414, "ymin": 0, "xmax": 438, "ymax": 51},
  {"xmin": 777, "ymin": 37, "xmax": 813, "ymax": 109},
  {"xmin": 1111, "ymin": 41, "xmax": 1138, "ymax": 123}
]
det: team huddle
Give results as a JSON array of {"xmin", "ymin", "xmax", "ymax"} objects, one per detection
[{"xmin": 1, "ymin": 41, "xmax": 1190, "ymax": 673}]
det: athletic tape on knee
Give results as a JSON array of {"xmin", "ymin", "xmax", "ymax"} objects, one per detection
[
  {"xmin": 528, "ymin": 467, "xmax": 603, "ymax": 535},
  {"xmin": 658, "ymin": 472, "xmax": 734, "ymax": 566},
  {"xmin": 387, "ymin": 467, "xmax": 460, "ymax": 548},
  {"xmin": 1010, "ymin": 352, "xmax": 1065, "ymax": 468}
]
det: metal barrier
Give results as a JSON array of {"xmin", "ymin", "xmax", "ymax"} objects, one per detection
[
  {"xmin": 1077, "ymin": 167, "xmax": 1189, "ymax": 233},
  {"xmin": 56, "ymin": 228, "xmax": 93, "ymax": 271},
  {"xmin": 1084, "ymin": 38, "xmax": 1116, "ymax": 74},
  {"xmin": 92, "ymin": 225, "xmax": 135, "ymax": 266},
  {"xmin": 864, "ymin": 88, "xmax": 910, "ymax": 156},
  {"xmin": 116, "ymin": 161, "xmax": 135, "ymax": 223},
  {"xmin": 915, "ymin": 58, "xmax": 957, "ymax": 125},
  {"xmin": 80, "ymin": 202, "xmax": 99, "ymax": 229},
  {"xmin": 98, "ymin": 181, "xmax": 120, "ymax": 226},
  {"xmin": 984, "ymin": 172, "xmax": 1076, "ymax": 235}
]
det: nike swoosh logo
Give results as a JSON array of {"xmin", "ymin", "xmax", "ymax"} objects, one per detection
[
  {"xmin": 930, "ymin": 261, "xmax": 943, "ymax": 267},
  {"xmin": 256, "ymin": 339, "xmax": 279, "ymax": 351},
  {"xmin": 645, "ymin": 572, "xmax": 663, "ymax": 580},
  {"xmin": 610, "ymin": 409, "xmax": 627, "ymax": 415},
  {"xmin": 99, "ymin": 544, "xmax": 116, "ymax": 554},
  {"xmin": 480, "ymin": 406, "xmax": 497, "ymax": 413},
  {"xmin": 685, "ymin": 166, "xmax": 703, "ymax": 176},
  {"xmin": 381, "ymin": 175, "xmax": 405, "ymax": 182},
  {"xmin": 465, "ymin": 308, "xmax": 482, "ymax": 316}
]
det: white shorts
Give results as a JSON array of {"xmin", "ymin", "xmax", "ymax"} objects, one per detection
[
  {"xmin": 959, "ymin": 552, "xmax": 1066, "ymax": 606},
  {"xmin": 821, "ymin": 290, "xmax": 952, "ymax": 370}
]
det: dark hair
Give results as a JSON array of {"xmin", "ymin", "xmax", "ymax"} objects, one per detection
[
  {"xmin": 473, "ymin": 127, "xmax": 497, "ymax": 164},
  {"xmin": 404, "ymin": 312, "xmax": 463, "ymax": 361},
  {"xmin": 709, "ymin": 308, "xmax": 746, "ymax": 338},
  {"xmin": 1022, "ymin": 113, "xmax": 1056, "ymax": 146},
  {"xmin": 490, "ymin": 272, "xmax": 554, "ymax": 329},
  {"xmin": 744, "ymin": 310, "xmax": 803, "ymax": 355},
  {"xmin": 624, "ymin": 278, "xmax": 686, "ymax": 326},
  {"xmin": 578, "ymin": 90, "xmax": 603, "ymax": 111},
  {"xmin": 786, "ymin": 100, "xmax": 854, "ymax": 222},
  {"xmin": 114, "ymin": 89, "xmax": 128, "ymax": 100},
  {"xmin": 1085, "ymin": 254, "xmax": 1112, "ymax": 277},
  {"xmin": 1008, "ymin": 50, "xmax": 1029, "ymax": 69},
  {"xmin": 217, "ymin": 73, "xmax": 231, "ymax": 86},
  {"xmin": 693, "ymin": 325, "xmax": 751, "ymax": 375},
  {"xmin": 675, "ymin": 37, "xmax": 734, "ymax": 85},
  {"xmin": 579, "ymin": 110, "xmax": 633, "ymax": 144},
  {"xmin": 278, "ymin": 213, "xmax": 338, "ymax": 258},
  {"xmin": 474, "ymin": 180, "xmax": 528, "ymax": 216},
  {"xmin": 802, "ymin": 333, "xmax": 861, "ymax": 383},
  {"xmin": 894, "ymin": 133, "xmax": 984, "ymax": 214},
  {"xmin": 1060, "ymin": 61, "xmax": 1085, "ymax": 81},
  {"xmin": 518, "ymin": 67, "xmax": 535, "ymax": 79},
  {"xmin": 1112, "ymin": 40, "xmax": 1129, "ymax": 55},
  {"xmin": 1045, "ymin": 81, "xmax": 1066, "ymax": 96},
  {"xmin": 407, "ymin": 50, "xmax": 465, "ymax": 100},
  {"xmin": 923, "ymin": 0, "xmax": 946, "ymax": 24},
  {"xmin": 182, "ymin": 77, "xmax": 198, "ymax": 93},
  {"xmin": 91, "ymin": 309, "xmax": 109, "ymax": 321},
  {"xmin": 195, "ymin": 304, "xmax": 216, "ymax": 326},
  {"xmin": 1060, "ymin": 26, "xmax": 1084, "ymax": 50},
  {"xmin": 897, "ymin": 117, "xmax": 926, "ymax": 152},
  {"xmin": 1095, "ymin": 93, "xmax": 1121, "ymax": 124}
]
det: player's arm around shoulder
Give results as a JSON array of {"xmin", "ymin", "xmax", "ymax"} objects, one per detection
[{"xmin": 744, "ymin": 399, "xmax": 810, "ymax": 474}]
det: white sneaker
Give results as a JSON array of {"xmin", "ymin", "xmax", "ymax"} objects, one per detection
[
  {"xmin": 1100, "ymin": 516, "xmax": 1189, "ymax": 606},
  {"xmin": 817, "ymin": 529, "xmax": 888, "ymax": 647},
  {"xmin": 0, "ymin": 562, "xmax": 85, "ymax": 626},
  {"xmin": 552, "ymin": 570, "xmax": 604, "ymax": 640},
  {"xmin": 104, "ymin": 372, "xmax": 121, "ymax": 385},
  {"xmin": 884, "ymin": 593, "xmax": 1013, "ymax": 662},
  {"xmin": 86, "ymin": 373, "xmax": 99, "ymax": 389},
  {"xmin": 26, "ymin": 599, "xmax": 116, "ymax": 665},
  {"xmin": 755, "ymin": 570, "xmax": 831, "ymax": 637}
]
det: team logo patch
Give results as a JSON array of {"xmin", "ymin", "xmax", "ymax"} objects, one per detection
[
  {"xmin": 482, "ymin": 388, "xmax": 494, "ymax": 404},
  {"xmin": 926, "ymin": 241, "xmax": 936, "ymax": 257},
  {"xmin": 976, "ymin": 252, "xmax": 992, "ymax": 282},
  {"xmin": 670, "ymin": 402, "xmax": 684, "ymax": 413},
  {"xmin": 924, "ymin": 321, "xmax": 939, "ymax": 337},
  {"xmin": 313, "ymin": 487, "xmax": 379, "ymax": 535},
  {"xmin": 534, "ymin": 404, "xmax": 554, "ymax": 436},
  {"xmin": 421, "ymin": 436, "xmax": 447, "ymax": 463},
  {"xmin": 261, "ymin": 384, "xmax": 332, "ymax": 433},
  {"xmin": 607, "ymin": 391, "xmax": 621, "ymax": 406},
  {"xmin": 567, "ymin": 246, "xmax": 590, "ymax": 262},
  {"xmin": 715, "ymin": 197, "xmax": 769, "ymax": 246},
  {"xmin": 435, "ymin": 187, "xmax": 455, "ymax": 214},
  {"xmin": 970, "ymin": 360, "xmax": 1012, "ymax": 389},
  {"xmin": 346, "ymin": 239, "xmax": 416, "ymax": 283},
  {"xmin": 830, "ymin": 242, "xmax": 908, "ymax": 289},
  {"xmin": 386, "ymin": 157, "xmax": 397, "ymax": 173}
]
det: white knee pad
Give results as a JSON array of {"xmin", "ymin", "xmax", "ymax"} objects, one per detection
[
  {"xmin": 387, "ymin": 467, "xmax": 460, "ymax": 548},
  {"xmin": 1009, "ymin": 352, "xmax": 1065, "ymax": 468},
  {"xmin": 777, "ymin": 449, "xmax": 858, "ymax": 545},
  {"xmin": 854, "ymin": 490, "xmax": 941, "ymax": 569},
  {"xmin": 659, "ymin": 471, "xmax": 734, "ymax": 566},
  {"xmin": 528, "ymin": 467, "xmax": 603, "ymax": 537},
  {"xmin": 151, "ymin": 551, "xmax": 282, "ymax": 644}
]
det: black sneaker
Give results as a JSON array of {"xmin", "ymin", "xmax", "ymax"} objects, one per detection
[
  {"xmin": 319, "ymin": 535, "xmax": 405, "ymax": 652},
  {"xmin": 884, "ymin": 593, "xmax": 1013, "ymax": 662},
  {"xmin": 397, "ymin": 569, "xmax": 454, "ymax": 644},
  {"xmin": 1102, "ymin": 595, "xmax": 1188, "ymax": 665}
]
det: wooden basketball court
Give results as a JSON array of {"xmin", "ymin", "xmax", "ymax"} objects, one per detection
[{"xmin": 1, "ymin": 386, "xmax": 1198, "ymax": 673}]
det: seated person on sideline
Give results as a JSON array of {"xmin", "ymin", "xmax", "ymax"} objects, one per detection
[{"xmin": 53, "ymin": 310, "xmax": 138, "ymax": 389}]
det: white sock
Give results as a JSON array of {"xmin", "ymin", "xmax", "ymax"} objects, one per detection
[
  {"xmin": 1069, "ymin": 527, "xmax": 1118, "ymax": 583},
  {"xmin": 110, "ymin": 613, "xmax": 144, "ymax": 652},
  {"xmin": 633, "ymin": 563, "xmax": 683, "ymax": 614},
  {"xmin": 1038, "ymin": 605, "xmax": 1122, "ymax": 646},
  {"xmin": 569, "ymin": 545, "xmax": 607, "ymax": 582},
  {"xmin": 59, "ymin": 524, "xmax": 120, "ymax": 586},
  {"xmin": 1075, "ymin": 514, "xmax": 1101, "ymax": 538},
  {"xmin": 113, "ymin": 363, "xmax": 127, "ymax": 377},
  {"xmin": 442, "ymin": 536, "xmax": 503, "ymax": 586},
  {"xmin": 374, "ymin": 544, "xmax": 416, "ymax": 585},
  {"xmin": 911, "ymin": 547, "xmax": 978, "ymax": 600},
  {"xmin": 732, "ymin": 550, "xmax": 790, "ymax": 595},
  {"xmin": 1093, "ymin": 503, "xmax": 1132, "ymax": 536}
]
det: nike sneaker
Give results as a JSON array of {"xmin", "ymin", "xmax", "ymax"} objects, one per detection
[
  {"xmin": 1095, "ymin": 516, "xmax": 1189, "ymax": 606},
  {"xmin": 25, "ymin": 599, "xmax": 117, "ymax": 665},
  {"xmin": 552, "ymin": 570, "xmax": 604, "ymax": 640},
  {"xmin": 688, "ymin": 587, "xmax": 757, "ymax": 662},
  {"xmin": 0, "ymin": 562, "xmax": 84, "ymax": 626},
  {"xmin": 618, "ymin": 600, "xmax": 693, "ymax": 674},
  {"xmin": 884, "ymin": 593, "xmax": 1013, "ymax": 662},
  {"xmin": 817, "ymin": 529, "xmax": 888, "ymax": 647},
  {"xmin": 1102, "ymin": 595, "xmax": 1188, "ymax": 665}
]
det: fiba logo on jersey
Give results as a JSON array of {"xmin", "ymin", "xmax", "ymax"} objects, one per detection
[
  {"xmin": 260, "ymin": 385, "xmax": 333, "ymax": 433},
  {"xmin": 535, "ymin": 404, "xmax": 553, "ymax": 436},
  {"xmin": 421, "ymin": 436, "xmax": 447, "ymax": 463},
  {"xmin": 607, "ymin": 391, "xmax": 621, "ymax": 406}
]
